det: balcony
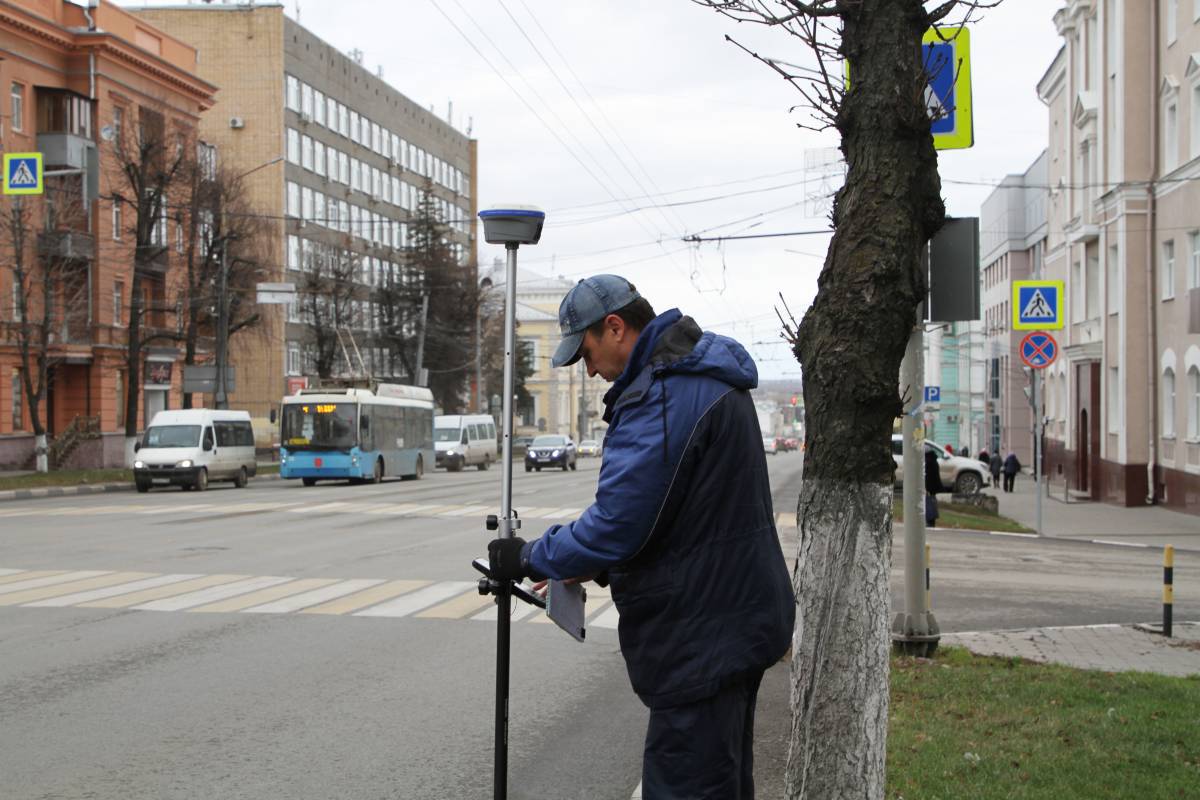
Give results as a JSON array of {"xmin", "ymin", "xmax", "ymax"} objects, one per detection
[
  {"xmin": 37, "ymin": 132, "xmax": 94, "ymax": 172},
  {"xmin": 38, "ymin": 230, "xmax": 94, "ymax": 262},
  {"xmin": 135, "ymin": 244, "xmax": 169, "ymax": 276}
]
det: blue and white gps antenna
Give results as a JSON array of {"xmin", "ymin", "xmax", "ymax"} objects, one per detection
[{"xmin": 475, "ymin": 203, "xmax": 544, "ymax": 800}]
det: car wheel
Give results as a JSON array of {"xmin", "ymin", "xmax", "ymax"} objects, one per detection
[
  {"xmin": 477, "ymin": 454, "xmax": 491, "ymax": 471},
  {"xmin": 525, "ymin": 464, "xmax": 532, "ymax": 473},
  {"xmin": 194, "ymin": 467, "xmax": 208, "ymax": 492},
  {"xmin": 234, "ymin": 466, "xmax": 248, "ymax": 489},
  {"xmin": 535, "ymin": 467, "xmax": 541, "ymax": 472},
  {"xmin": 954, "ymin": 471, "xmax": 983, "ymax": 495},
  {"xmin": 135, "ymin": 478, "xmax": 150, "ymax": 493},
  {"xmin": 302, "ymin": 477, "xmax": 317, "ymax": 487},
  {"xmin": 370, "ymin": 459, "xmax": 383, "ymax": 484}
]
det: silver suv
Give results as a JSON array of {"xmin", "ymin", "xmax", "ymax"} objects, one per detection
[{"xmin": 891, "ymin": 434, "xmax": 989, "ymax": 494}]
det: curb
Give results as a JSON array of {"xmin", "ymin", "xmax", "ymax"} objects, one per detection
[
  {"xmin": 926, "ymin": 525, "xmax": 1200, "ymax": 555},
  {"xmin": 0, "ymin": 471, "xmax": 281, "ymax": 504}
]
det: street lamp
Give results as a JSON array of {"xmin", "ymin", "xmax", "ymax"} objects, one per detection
[{"xmin": 214, "ymin": 154, "xmax": 284, "ymax": 409}]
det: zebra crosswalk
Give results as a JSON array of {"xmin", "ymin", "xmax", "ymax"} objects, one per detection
[
  {"xmin": 0, "ymin": 566, "xmax": 620, "ymax": 629},
  {"xmin": 0, "ymin": 498, "xmax": 799, "ymax": 531}
]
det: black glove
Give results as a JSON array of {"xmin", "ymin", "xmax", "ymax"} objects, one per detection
[{"xmin": 488, "ymin": 537, "xmax": 527, "ymax": 582}]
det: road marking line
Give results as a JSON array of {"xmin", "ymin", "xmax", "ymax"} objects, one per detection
[
  {"xmin": 361, "ymin": 503, "xmax": 425, "ymax": 515},
  {"xmin": 472, "ymin": 602, "xmax": 540, "ymax": 623},
  {"xmin": 0, "ymin": 572, "xmax": 153, "ymax": 606},
  {"xmin": 134, "ymin": 575, "xmax": 293, "ymax": 611},
  {"xmin": 0, "ymin": 570, "xmax": 57, "ymax": 586},
  {"xmin": 1091, "ymin": 539, "xmax": 1151, "ymax": 549},
  {"xmin": 591, "ymin": 604, "xmax": 621, "ymax": 629},
  {"xmin": 536, "ymin": 508, "xmax": 582, "ymax": 519},
  {"xmin": 516, "ymin": 507, "xmax": 557, "ymax": 518},
  {"xmin": 300, "ymin": 579, "xmax": 428, "ymax": 615},
  {"xmin": 81, "ymin": 574, "xmax": 249, "ymax": 608},
  {"xmin": 0, "ymin": 568, "xmax": 22, "ymax": 576},
  {"xmin": 986, "ymin": 531, "xmax": 1038, "ymax": 538},
  {"xmin": 250, "ymin": 578, "xmax": 388, "ymax": 614},
  {"xmin": 25, "ymin": 574, "xmax": 201, "ymax": 607},
  {"xmin": 286, "ymin": 502, "xmax": 350, "ymax": 513},
  {"xmin": 354, "ymin": 581, "xmax": 476, "ymax": 618},
  {"xmin": 415, "ymin": 590, "xmax": 493, "ymax": 618},
  {"xmin": 439, "ymin": 505, "xmax": 490, "ymax": 518},
  {"xmin": 586, "ymin": 600, "xmax": 614, "ymax": 622},
  {"xmin": 188, "ymin": 578, "xmax": 340, "ymax": 613},
  {"xmin": 0, "ymin": 571, "xmax": 108, "ymax": 595}
]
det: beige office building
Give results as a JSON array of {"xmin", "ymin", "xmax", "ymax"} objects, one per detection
[{"xmin": 1039, "ymin": 1, "xmax": 1200, "ymax": 514}]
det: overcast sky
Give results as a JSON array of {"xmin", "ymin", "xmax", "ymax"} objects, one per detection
[{"xmin": 123, "ymin": 0, "xmax": 1062, "ymax": 380}]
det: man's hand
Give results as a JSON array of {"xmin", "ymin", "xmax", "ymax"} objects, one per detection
[{"xmin": 487, "ymin": 537, "xmax": 527, "ymax": 582}]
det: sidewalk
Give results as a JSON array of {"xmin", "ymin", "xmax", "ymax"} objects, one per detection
[
  {"xmin": 992, "ymin": 474, "xmax": 1200, "ymax": 551},
  {"xmin": 943, "ymin": 621, "xmax": 1200, "ymax": 677},
  {"xmin": 0, "ymin": 465, "xmax": 279, "ymax": 503}
]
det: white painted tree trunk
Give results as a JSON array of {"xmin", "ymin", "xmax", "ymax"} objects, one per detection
[
  {"xmin": 34, "ymin": 433, "xmax": 48, "ymax": 473},
  {"xmin": 785, "ymin": 479, "xmax": 893, "ymax": 799},
  {"xmin": 124, "ymin": 436, "xmax": 139, "ymax": 468}
]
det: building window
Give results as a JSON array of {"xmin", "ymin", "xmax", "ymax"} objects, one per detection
[
  {"xmin": 112, "ymin": 199, "xmax": 122, "ymax": 240},
  {"xmin": 1163, "ymin": 240, "xmax": 1176, "ymax": 299},
  {"xmin": 1071, "ymin": 261, "xmax": 1083, "ymax": 322},
  {"xmin": 11, "ymin": 370, "xmax": 23, "ymax": 430},
  {"xmin": 10, "ymin": 82, "xmax": 23, "ymax": 132},
  {"xmin": 197, "ymin": 141, "xmax": 217, "ymax": 180},
  {"xmin": 1167, "ymin": 0, "xmax": 1178, "ymax": 44},
  {"xmin": 301, "ymin": 83, "xmax": 313, "ymax": 117},
  {"xmin": 1163, "ymin": 367, "xmax": 1177, "ymax": 438},
  {"xmin": 1192, "ymin": 84, "xmax": 1200, "ymax": 160},
  {"xmin": 286, "ymin": 181, "xmax": 300, "ymax": 218},
  {"xmin": 302, "ymin": 135, "xmax": 313, "ymax": 171},
  {"xmin": 115, "ymin": 371, "xmax": 125, "ymax": 428},
  {"xmin": 1188, "ymin": 366, "xmax": 1200, "ymax": 440},
  {"xmin": 113, "ymin": 281, "xmax": 123, "ymax": 324},
  {"xmin": 287, "ymin": 128, "xmax": 300, "ymax": 165},
  {"xmin": 286, "ymin": 74, "xmax": 300, "ymax": 112},
  {"xmin": 1164, "ymin": 100, "xmax": 1179, "ymax": 171},
  {"xmin": 301, "ymin": 187, "xmax": 313, "ymax": 222},
  {"xmin": 1190, "ymin": 231, "xmax": 1200, "ymax": 290},
  {"xmin": 1086, "ymin": 253, "xmax": 1099, "ymax": 319},
  {"xmin": 1107, "ymin": 244, "xmax": 1119, "ymax": 314},
  {"xmin": 287, "ymin": 344, "xmax": 301, "ymax": 375},
  {"xmin": 314, "ymin": 141, "xmax": 325, "ymax": 177}
]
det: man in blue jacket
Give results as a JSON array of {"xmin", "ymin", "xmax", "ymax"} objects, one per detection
[{"xmin": 488, "ymin": 274, "xmax": 795, "ymax": 799}]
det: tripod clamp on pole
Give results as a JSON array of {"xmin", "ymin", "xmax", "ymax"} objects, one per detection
[{"xmin": 474, "ymin": 206, "xmax": 546, "ymax": 800}]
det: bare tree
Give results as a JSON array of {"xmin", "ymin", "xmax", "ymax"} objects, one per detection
[
  {"xmin": 176, "ymin": 153, "xmax": 268, "ymax": 408},
  {"xmin": 107, "ymin": 102, "xmax": 191, "ymax": 463},
  {"xmin": 692, "ymin": 2, "xmax": 995, "ymax": 797},
  {"xmin": 296, "ymin": 243, "xmax": 360, "ymax": 380},
  {"xmin": 1, "ymin": 179, "xmax": 91, "ymax": 472}
]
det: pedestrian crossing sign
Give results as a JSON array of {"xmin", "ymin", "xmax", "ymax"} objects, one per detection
[
  {"xmin": 1012, "ymin": 280, "xmax": 1064, "ymax": 330},
  {"xmin": 3, "ymin": 152, "xmax": 43, "ymax": 195}
]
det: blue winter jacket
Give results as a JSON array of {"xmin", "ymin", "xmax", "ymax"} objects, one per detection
[{"xmin": 521, "ymin": 310, "xmax": 795, "ymax": 708}]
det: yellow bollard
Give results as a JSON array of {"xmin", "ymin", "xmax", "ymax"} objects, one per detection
[{"xmin": 1163, "ymin": 545, "xmax": 1174, "ymax": 638}]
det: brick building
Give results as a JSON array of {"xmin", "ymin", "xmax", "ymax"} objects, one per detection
[
  {"xmin": 0, "ymin": 0, "xmax": 215, "ymax": 469},
  {"xmin": 131, "ymin": 4, "xmax": 478, "ymax": 425}
]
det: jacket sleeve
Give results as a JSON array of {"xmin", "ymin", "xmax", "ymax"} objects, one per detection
[{"xmin": 522, "ymin": 386, "xmax": 678, "ymax": 581}]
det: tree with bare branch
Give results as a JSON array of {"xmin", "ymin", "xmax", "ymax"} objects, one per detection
[
  {"xmin": 692, "ymin": 2, "xmax": 996, "ymax": 797},
  {"xmin": 1, "ymin": 179, "xmax": 91, "ymax": 472},
  {"xmin": 107, "ymin": 103, "xmax": 192, "ymax": 463},
  {"xmin": 296, "ymin": 243, "xmax": 360, "ymax": 380}
]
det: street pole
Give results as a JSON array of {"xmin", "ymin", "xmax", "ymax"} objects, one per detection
[
  {"xmin": 1034, "ymin": 369, "xmax": 1042, "ymax": 536},
  {"xmin": 214, "ymin": 208, "xmax": 229, "ymax": 410},
  {"xmin": 414, "ymin": 293, "xmax": 430, "ymax": 386},
  {"xmin": 892, "ymin": 306, "xmax": 940, "ymax": 656}
]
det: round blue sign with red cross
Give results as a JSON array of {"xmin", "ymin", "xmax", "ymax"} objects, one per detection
[{"xmin": 1019, "ymin": 331, "xmax": 1058, "ymax": 369}]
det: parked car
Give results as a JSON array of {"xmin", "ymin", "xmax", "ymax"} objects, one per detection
[
  {"xmin": 891, "ymin": 434, "xmax": 989, "ymax": 494},
  {"xmin": 578, "ymin": 439, "xmax": 602, "ymax": 457},
  {"xmin": 524, "ymin": 435, "xmax": 577, "ymax": 472},
  {"xmin": 763, "ymin": 436, "xmax": 778, "ymax": 455},
  {"xmin": 434, "ymin": 414, "xmax": 498, "ymax": 472},
  {"xmin": 784, "ymin": 437, "xmax": 801, "ymax": 451},
  {"xmin": 133, "ymin": 409, "xmax": 257, "ymax": 492}
]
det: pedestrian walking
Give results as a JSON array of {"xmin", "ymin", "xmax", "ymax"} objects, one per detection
[
  {"xmin": 977, "ymin": 447, "xmax": 989, "ymax": 466},
  {"xmin": 989, "ymin": 451, "xmax": 1003, "ymax": 487},
  {"xmin": 487, "ymin": 274, "xmax": 794, "ymax": 799},
  {"xmin": 1003, "ymin": 451, "xmax": 1021, "ymax": 493},
  {"xmin": 925, "ymin": 447, "xmax": 944, "ymax": 527}
]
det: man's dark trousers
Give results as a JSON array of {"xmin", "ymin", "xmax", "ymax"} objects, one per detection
[
  {"xmin": 1004, "ymin": 473, "xmax": 1015, "ymax": 492},
  {"xmin": 642, "ymin": 671, "xmax": 763, "ymax": 799}
]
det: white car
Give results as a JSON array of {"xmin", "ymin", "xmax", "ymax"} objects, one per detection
[
  {"xmin": 891, "ymin": 434, "xmax": 989, "ymax": 494},
  {"xmin": 763, "ymin": 437, "xmax": 778, "ymax": 455}
]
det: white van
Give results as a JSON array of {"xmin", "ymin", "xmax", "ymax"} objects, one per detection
[
  {"xmin": 434, "ymin": 414, "xmax": 498, "ymax": 472},
  {"xmin": 133, "ymin": 409, "xmax": 257, "ymax": 492}
]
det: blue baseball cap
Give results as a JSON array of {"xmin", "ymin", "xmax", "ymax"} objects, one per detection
[{"xmin": 552, "ymin": 275, "xmax": 641, "ymax": 368}]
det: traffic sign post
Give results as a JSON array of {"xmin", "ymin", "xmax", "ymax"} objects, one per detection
[
  {"xmin": 3, "ymin": 153, "xmax": 43, "ymax": 195},
  {"xmin": 1016, "ymin": 330, "xmax": 1056, "ymax": 537},
  {"xmin": 1013, "ymin": 280, "xmax": 1065, "ymax": 330}
]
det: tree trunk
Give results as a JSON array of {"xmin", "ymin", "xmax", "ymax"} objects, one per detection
[
  {"xmin": 34, "ymin": 433, "xmax": 48, "ymax": 474},
  {"xmin": 786, "ymin": 3, "xmax": 945, "ymax": 798}
]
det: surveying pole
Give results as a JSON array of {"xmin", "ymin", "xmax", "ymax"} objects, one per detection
[{"xmin": 474, "ymin": 205, "xmax": 545, "ymax": 800}]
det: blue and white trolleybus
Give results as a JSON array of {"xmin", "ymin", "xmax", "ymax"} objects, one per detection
[{"xmin": 279, "ymin": 383, "xmax": 434, "ymax": 485}]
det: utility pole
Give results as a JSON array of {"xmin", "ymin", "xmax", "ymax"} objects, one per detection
[
  {"xmin": 414, "ymin": 293, "xmax": 430, "ymax": 386},
  {"xmin": 214, "ymin": 205, "xmax": 230, "ymax": 410}
]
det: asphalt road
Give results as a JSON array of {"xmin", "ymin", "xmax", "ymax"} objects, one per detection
[{"xmin": 0, "ymin": 451, "xmax": 1194, "ymax": 799}]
